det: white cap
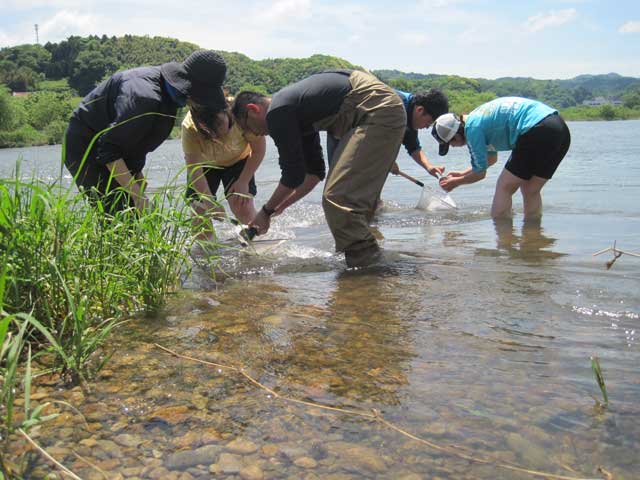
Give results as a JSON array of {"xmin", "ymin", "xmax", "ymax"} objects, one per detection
[{"xmin": 431, "ymin": 113, "xmax": 461, "ymax": 156}]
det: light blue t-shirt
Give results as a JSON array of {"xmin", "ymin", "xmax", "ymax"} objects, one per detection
[{"xmin": 465, "ymin": 97, "xmax": 557, "ymax": 172}]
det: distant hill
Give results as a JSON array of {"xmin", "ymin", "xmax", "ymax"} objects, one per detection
[
  {"xmin": 375, "ymin": 69, "xmax": 640, "ymax": 109},
  {"xmin": 1, "ymin": 34, "xmax": 639, "ymax": 111},
  {"xmin": 558, "ymin": 73, "xmax": 640, "ymax": 95},
  {"xmin": 0, "ymin": 35, "xmax": 361, "ymax": 96}
]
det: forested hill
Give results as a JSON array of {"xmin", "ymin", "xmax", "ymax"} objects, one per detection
[
  {"xmin": 0, "ymin": 35, "xmax": 360, "ymax": 96},
  {"xmin": 375, "ymin": 70, "xmax": 640, "ymax": 109},
  {"xmin": 1, "ymin": 34, "xmax": 639, "ymax": 109},
  {"xmin": 1, "ymin": 35, "xmax": 640, "ymax": 148}
]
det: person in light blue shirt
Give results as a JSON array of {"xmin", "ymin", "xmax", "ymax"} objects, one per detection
[{"xmin": 430, "ymin": 97, "xmax": 570, "ymax": 219}]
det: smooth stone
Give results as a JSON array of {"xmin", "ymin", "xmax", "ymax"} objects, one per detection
[
  {"xmin": 147, "ymin": 405, "xmax": 190, "ymax": 425},
  {"xmin": 239, "ymin": 464, "xmax": 264, "ymax": 480},
  {"xmin": 325, "ymin": 442, "xmax": 386, "ymax": 473},
  {"xmin": 261, "ymin": 444, "xmax": 279, "ymax": 457},
  {"xmin": 166, "ymin": 445, "xmax": 222, "ymax": 470},
  {"xmin": 279, "ymin": 445, "xmax": 308, "ymax": 461},
  {"xmin": 79, "ymin": 438, "xmax": 97, "ymax": 448},
  {"xmin": 148, "ymin": 467, "xmax": 170, "ymax": 479},
  {"xmin": 294, "ymin": 457, "xmax": 318, "ymax": 469},
  {"xmin": 218, "ymin": 453, "xmax": 243, "ymax": 474},
  {"xmin": 114, "ymin": 433, "xmax": 143, "ymax": 448},
  {"xmin": 95, "ymin": 440, "xmax": 123, "ymax": 458},
  {"xmin": 226, "ymin": 438, "xmax": 258, "ymax": 455}
]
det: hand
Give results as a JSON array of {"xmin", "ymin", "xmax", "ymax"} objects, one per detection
[
  {"xmin": 249, "ymin": 209, "xmax": 271, "ymax": 235},
  {"xmin": 390, "ymin": 162, "xmax": 400, "ymax": 175},
  {"xmin": 438, "ymin": 175, "xmax": 458, "ymax": 192},
  {"xmin": 427, "ymin": 164, "xmax": 445, "ymax": 178},
  {"xmin": 447, "ymin": 170, "xmax": 466, "ymax": 178}
]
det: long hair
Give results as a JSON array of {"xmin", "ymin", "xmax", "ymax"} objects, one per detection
[{"xmin": 190, "ymin": 103, "xmax": 231, "ymax": 140}]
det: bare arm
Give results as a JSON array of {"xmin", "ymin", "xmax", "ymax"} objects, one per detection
[
  {"xmin": 249, "ymin": 182, "xmax": 297, "ymax": 235},
  {"xmin": 410, "ymin": 149, "xmax": 445, "ymax": 178},
  {"xmin": 439, "ymin": 152, "xmax": 497, "ymax": 191},
  {"xmin": 274, "ymin": 174, "xmax": 321, "ymax": 214},
  {"xmin": 228, "ymin": 136, "xmax": 266, "ymax": 203}
]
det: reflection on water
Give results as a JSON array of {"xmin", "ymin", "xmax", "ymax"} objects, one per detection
[
  {"xmin": 5, "ymin": 125, "xmax": 640, "ymax": 478},
  {"xmin": 477, "ymin": 217, "xmax": 566, "ymax": 262}
]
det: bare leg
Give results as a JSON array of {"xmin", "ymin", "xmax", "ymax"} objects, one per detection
[
  {"xmin": 491, "ymin": 169, "xmax": 522, "ymax": 219},
  {"xmin": 191, "ymin": 200, "xmax": 225, "ymax": 242},
  {"xmin": 520, "ymin": 175, "xmax": 548, "ymax": 221}
]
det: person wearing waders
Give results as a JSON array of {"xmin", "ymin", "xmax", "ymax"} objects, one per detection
[
  {"xmin": 232, "ymin": 70, "xmax": 447, "ymax": 268},
  {"xmin": 64, "ymin": 50, "xmax": 227, "ymax": 213},
  {"xmin": 431, "ymin": 97, "xmax": 571, "ymax": 220}
]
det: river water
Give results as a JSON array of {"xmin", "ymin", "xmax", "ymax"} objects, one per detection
[{"xmin": 1, "ymin": 120, "xmax": 639, "ymax": 479}]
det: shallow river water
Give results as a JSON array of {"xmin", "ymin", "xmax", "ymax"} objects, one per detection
[{"xmin": 1, "ymin": 120, "xmax": 639, "ymax": 479}]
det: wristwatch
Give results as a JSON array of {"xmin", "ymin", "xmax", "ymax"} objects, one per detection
[{"xmin": 261, "ymin": 204, "xmax": 276, "ymax": 217}]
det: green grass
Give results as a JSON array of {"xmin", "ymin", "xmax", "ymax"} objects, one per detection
[
  {"xmin": 0, "ymin": 166, "xmax": 199, "ymax": 384},
  {"xmin": 0, "ymin": 158, "xmax": 231, "ymax": 476}
]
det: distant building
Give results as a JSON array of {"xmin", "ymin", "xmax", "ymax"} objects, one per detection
[{"xmin": 582, "ymin": 96, "xmax": 623, "ymax": 107}]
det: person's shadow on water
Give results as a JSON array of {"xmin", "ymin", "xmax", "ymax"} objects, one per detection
[{"xmin": 493, "ymin": 217, "xmax": 566, "ymax": 262}]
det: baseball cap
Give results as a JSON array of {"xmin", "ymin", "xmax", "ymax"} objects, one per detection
[{"xmin": 431, "ymin": 113, "xmax": 461, "ymax": 156}]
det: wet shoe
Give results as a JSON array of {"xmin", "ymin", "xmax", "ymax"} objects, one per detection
[{"xmin": 345, "ymin": 244, "xmax": 383, "ymax": 268}]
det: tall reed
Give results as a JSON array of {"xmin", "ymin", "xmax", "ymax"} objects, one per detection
[
  {"xmin": 1, "ymin": 267, "xmax": 59, "ymax": 478},
  {"xmin": 0, "ymin": 168, "xmax": 196, "ymax": 384}
]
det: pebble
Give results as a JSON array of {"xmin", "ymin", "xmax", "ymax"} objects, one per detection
[
  {"xmin": 226, "ymin": 438, "xmax": 259, "ymax": 455},
  {"xmin": 166, "ymin": 444, "xmax": 222, "ymax": 470},
  {"xmin": 217, "ymin": 452, "xmax": 243, "ymax": 474},
  {"xmin": 114, "ymin": 433, "xmax": 143, "ymax": 448},
  {"xmin": 294, "ymin": 457, "xmax": 318, "ymax": 469},
  {"xmin": 261, "ymin": 444, "xmax": 279, "ymax": 457},
  {"xmin": 239, "ymin": 464, "xmax": 265, "ymax": 480}
]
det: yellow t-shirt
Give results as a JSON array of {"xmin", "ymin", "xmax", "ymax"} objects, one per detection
[{"xmin": 181, "ymin": 111, "xmax": 257, "ymax": 167}]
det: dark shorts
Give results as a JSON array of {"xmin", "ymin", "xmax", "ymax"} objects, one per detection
[
  {"xmin": 505, "ymin": 113, "xmax": 571, "ymax": 180},
  {"xmin": 186, "ymin": 158, "xmax": 257, "ymax": 202}
]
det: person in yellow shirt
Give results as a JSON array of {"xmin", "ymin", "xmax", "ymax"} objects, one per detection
[{"xmin": 182, "ymin": 104, "xmax": 266, "ymax": 240}]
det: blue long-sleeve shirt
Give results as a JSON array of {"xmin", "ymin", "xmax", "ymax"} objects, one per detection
[
  {"xmin": 464, "ymin": 97, "xmax": 557, "ymax": 172},
  {"xmin": 395, "ymin": 89, "xmax": 421, "ymax": 155}
]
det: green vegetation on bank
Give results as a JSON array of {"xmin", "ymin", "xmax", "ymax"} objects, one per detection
[
  {"xmin": 0, "ymin": 166, "xmax": 206, "ymax": 475},
  {"xmin": 1, "ymin": 34, "xmax": 640, "ymax": 148}
]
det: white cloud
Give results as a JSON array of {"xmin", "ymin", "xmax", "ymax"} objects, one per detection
[
  {"xmin": 524, "ymin": 8, "xmax": 577, "ymax": 32},
  {"xmin": 262, "ymin": 0, "xmax": 312, "ymax": 22},
  {"xmin": 618, "ymin": 21, "xmax": 640, "ymax": 33},
  {"xmin": 39, "ymin": 10, "xmax": 99, "ymax": 41}
]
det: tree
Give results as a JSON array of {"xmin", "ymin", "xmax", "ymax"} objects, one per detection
[
  {"xmin": 69, "ymin": 48, "xmax": 117, "ymax": 95},
  {"xmin": 0, "ymin": 87, "xmax": 13, "ymax": 130},
  {"xmin": 599, "ymin": 105, "xmax": 616, "ymax": 120}
]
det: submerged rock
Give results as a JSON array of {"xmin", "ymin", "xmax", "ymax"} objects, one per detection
[
  {"xmin": 239, "ymin": 464, "xmax": 265, "ymax": 480},
  {"xmin": 165, "ymin": 444, "xmax": 222, "ymax": 470},
  {"xmin": 325, "ymin": 442, "xmax": 386, "ymax": 473}
]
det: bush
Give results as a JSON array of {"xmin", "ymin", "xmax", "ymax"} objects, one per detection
[
  {"xmin": 0, "ymin": 124, "xmax": 47, "ymax": 148},
  {"xmin": 44, "ymin": 119, "xmax": 68, "ymax": 144}
]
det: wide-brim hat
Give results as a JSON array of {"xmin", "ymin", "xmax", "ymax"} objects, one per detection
[{"xmin": 161, "ymin": 50, "xmax": 227, "ymax": 109}]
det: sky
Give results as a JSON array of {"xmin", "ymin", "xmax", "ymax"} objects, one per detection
[{"xmin": 0, "ymin": 0, "xmax": 639, "ymax": 80}]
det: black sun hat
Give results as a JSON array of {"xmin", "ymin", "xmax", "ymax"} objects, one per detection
[{"xmin": 161, "ymin": 50, "xmax": 227, "ymax": 109}]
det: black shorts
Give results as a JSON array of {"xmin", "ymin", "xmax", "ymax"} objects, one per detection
[
  {"xmin": 186, "ymin": 158, "xmax": 257, "ymax": 201},
  {"xmin": 505, "ymin": 113, "xmax": 571, "ymax": 180}
]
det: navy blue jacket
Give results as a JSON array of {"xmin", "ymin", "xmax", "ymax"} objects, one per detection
[{"xmin": 71, "ymin": 66, "xmax": 178, "ymax": 173}]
